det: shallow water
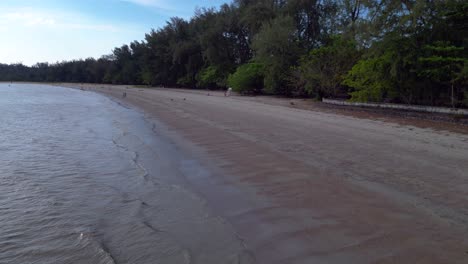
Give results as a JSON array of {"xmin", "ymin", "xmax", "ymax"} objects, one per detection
[{"xmin": 0, "ymin": 84, "xmax": 252, "ymax": 264}]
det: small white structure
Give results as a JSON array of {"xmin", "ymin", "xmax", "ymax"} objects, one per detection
[{"xmin": 225, "ymin": 87, "xmax": 233, "ymax": 97}]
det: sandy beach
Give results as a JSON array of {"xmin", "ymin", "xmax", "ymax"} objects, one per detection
[{"xmin": 62, "ymin": 84, "xmax": 468, "ymax": 263}]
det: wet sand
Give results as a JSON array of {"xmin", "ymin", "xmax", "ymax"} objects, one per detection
[{"xmin": 63, "ymin": 84, "xmax": 468, "ymax": 263}]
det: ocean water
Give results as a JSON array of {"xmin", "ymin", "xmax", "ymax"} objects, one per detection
[{"xmin": 0, "ymin": 84, "xmax": 253, "ymax": 264}]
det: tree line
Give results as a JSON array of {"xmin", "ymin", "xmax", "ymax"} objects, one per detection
[{"xmin": 1, "ymin": 0, "xmax": 467, "ymax": 107}]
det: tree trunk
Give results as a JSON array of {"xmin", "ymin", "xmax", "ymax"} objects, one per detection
[{"xmin": 451, "ymin": 83, "xmax": 454, "ymax": 108}]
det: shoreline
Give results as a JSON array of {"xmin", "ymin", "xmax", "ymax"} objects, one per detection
[
  {"xmin": 52, "ymin": 82, "xmax": 468, "ymax": 134},
  {"xmin": 6, "ymin": 81, "xmax": 468, "ymax": 133},
  {"xmin": 0, "ymin": 83, "xmax": 255, "ymax": 263},
  {"xmin": 55, "ymin": 83, "xmax": 468, "ymax": 263}
]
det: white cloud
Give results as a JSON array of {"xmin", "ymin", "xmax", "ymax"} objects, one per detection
[
  {"xmin": 120, "ymin": 0, "xmax": 173, "ymax": 10},
  {"xmin": 0, "ymin": 9, "xmax": 131, "ymax": 32},
  {"xmin": 0, "ymin": 7, "xmax": 145, "ymax": 65},
  {"xmin": 3, "ymin": 12, "xmax": 56, "ymax": 26}
]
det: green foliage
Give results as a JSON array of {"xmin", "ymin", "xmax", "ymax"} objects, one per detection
[
  {"xmin": 461, "ymin": 93, "xmax": 468, "ymax": 108},
  {"xmin": 0, "ymin": 0, "xmax": 467, "ymax": 108},
  {"xmin": 176, "ymin": 76, "xmax": 195, "ymax": 87},
  {"xmin": 342, "ymin": 35, "xmax": 464, "ymax": 106},
  {"xmin": 295, "ymin": 36, "xmax": 360, "ymax": 98},
  {"xmin": 418, "ymin": 42, "xmax": 466, "ymax": 83},
  {"xmin": 458, "ymin": 61, "xmax": 468, "ymax": 84},
  {"xmin": 141, "ymin": 70, "xmax": 153, "ymax": 86},
  {"xmin": 418, "ymin": 41, "xmax": 467, "ymax": 107},
  {"xmin": 252, "ymin": 15, "xmax": 302, "ymax": 95},
  {"xmin": 342, "ymin": 52, "xmax": 395, "ymax": 102},
  {"xmin": 227, "ymin": 63, "xmax": 264, "ymax": 94},
  {"xmin": 196, "ymin": 66, "xmax": 227, "ymax": 89}
]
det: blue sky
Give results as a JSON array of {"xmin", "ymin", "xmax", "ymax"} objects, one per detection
[{"xmin": 0, "ymin": 0, "xmax": 228, "ymax": 65}]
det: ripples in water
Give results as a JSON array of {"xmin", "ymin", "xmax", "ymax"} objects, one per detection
[{"xmin": 0, "ymin": 84, "xmax": 253, "ymax": 264}]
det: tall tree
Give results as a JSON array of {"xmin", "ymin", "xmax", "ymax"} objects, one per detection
[{"xmin": 252, "ymin": 15, "xmax": 302, "ymax": 94}]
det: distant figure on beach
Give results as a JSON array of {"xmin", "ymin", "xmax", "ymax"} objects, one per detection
[
  {"xmin": 122, "ymin": 92, "xmax": 127, "ymax": 98},
  {"xmin": 225, "ymin": 87, "xmax": 232, "ymax": 97}
]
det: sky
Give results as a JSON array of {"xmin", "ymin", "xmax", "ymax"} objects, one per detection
[{"xmin": 0, "ymin": 0, "xmax": 228, "ymax": 65}]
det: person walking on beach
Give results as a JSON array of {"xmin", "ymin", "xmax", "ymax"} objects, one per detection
[{"xmin": 225, "ymin": 87, "xmax": 232, "ymax": 97}]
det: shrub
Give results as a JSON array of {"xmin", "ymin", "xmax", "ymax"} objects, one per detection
[
  {"xmin": 295, "ymin": 36, "xmax": 360, "ymax": 99},
  {"xmin": 342, "ymin": 52, "xmax": 396, "ymax": 102},
  {"xmin": 177, "ymin": 75, "xmax": 195, "ymax": 87},
  {"xmin": 227, "ymin": 63, "xmax": 264, "ymax": 94},
  {"xmin": 196, "ymin": 66, "xmax": 227, "ymax": 89}
]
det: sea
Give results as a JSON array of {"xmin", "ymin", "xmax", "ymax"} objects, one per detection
[{"xmin": 0, "ymin": 84, "xmax": 252, "ymax": 264}]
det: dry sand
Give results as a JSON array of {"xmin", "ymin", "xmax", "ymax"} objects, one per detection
[{"xmin": 63, "ymin": 84, "xmax": 468, "ymax": 263}]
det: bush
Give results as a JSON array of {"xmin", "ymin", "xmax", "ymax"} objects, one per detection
[
  {"xmin": 177, "ymin": 75, "xmax": 195, "ymax": 87},
  {"xmin": 196, "ymin": 66, "xmax": 227, "ymax": 89},
  {"xmin": 296, "ymin": 36, "xmax": 360, "ymax": 99},
  {"xmin": 342, "ymin": 52, "xmax": 396, "ymax": 102},
  {"xmin": 227, "ymin": 63, "xmax": 264, "ymax": 94}
]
